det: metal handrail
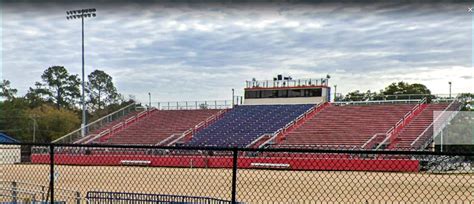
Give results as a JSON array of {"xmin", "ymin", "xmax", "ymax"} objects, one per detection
[
  {"xmin": 246, "ymin": 133, "xmax": 272, "ymax": 148},
  {"xmin": 112, "ymin": 123, "xmax": 123, "ymax": 131},
  {"xmin": 154, "ymin": 100, "xmax": 233, "ymax": 110},
  {"xmin": 246, "ymin": 78, "xmax": 328, "ymax": 88},
  {"xmin": 257, "ymin": 103, "xmax": 328, "ymax": 148},
  {"xmin": 410, "ymin": 100, "xmax": 455, "ymax": 147},
  {"xmin": 83, "ymin": 129, "xmax": 110, "ymax": 144},
  {"xmin": 371, "ymin": 98, "xmax": 426, "ymax": 150},
  {"xmin": 74, "ymin": 109, "xmax": 151, "ymax": 144},
  {"xmin": 137, "ymin": 111, "xmax": 147, "ymax": 118},
  {"xmin": 156, "ymin": 134, "xmax": 178, "ymax": 146},
  {"xmin": 125, "ymin": 116, "xmax": 136, "ymax": 124},
  {"xmin": 163, "ymin": 109, "xmax": 229, "ymax": 146},
  {"xmin": 84, "ymin": 109, "xmax": 153, "ymax": 144},
  {"xmin": 338, "ymin": 93, "xmax": 460, "ymax": 102},
  {"xmin": 268, "ymin": 144, "xmax": 360, "ymax": 150},
  {"xmin": 410, "ymin": 99, "xmax": 460, "ymax": 148},
  {"xmin": 374, "ymin": 128, "xmax": 395, "ymax": 150},
  {"xmin": 257, "ymin": 128, "xmax": 283, "ymax": 148},
  {"xmin": 361, "ymin": 133, "xmax": 387, "ymax": 149},
  {"xmin": 53, "ymin": 103, "xmax": 137, "ymax": 143}
]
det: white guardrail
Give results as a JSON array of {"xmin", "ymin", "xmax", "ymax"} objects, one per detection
[
  {"xmin": 157, "ymin": 108, "xmax": 230, "ymax": 146},
  {"xmin": 153, "ymin": 100, "xmax": 233, "ymax": 110},
  {"xmin": 255, "ymin": 102, "xmax": 329, "ymax": 148},
  {"xmin": 333, "ymin": 99, "xmax": 421, "ymax": 106},
  {"xmin": 78, "ymin": 108, "xmax": 155, "ymax": 144},
  {"xmin": 53, "ymin": 103, "xmax": 138, "ymax": 144},
  {"xmin": 360, "ymin": 98, "xmax": 427, "ymax": 150},
  {"xmin": 410, "ymin": 99, "xmax": 462, "ymax": 149}
]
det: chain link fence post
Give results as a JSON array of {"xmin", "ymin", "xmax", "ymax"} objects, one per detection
[
  {"xmin": 231, "ymin": 148, "xmax": 238, "ymax": 204},
  {"xmin": 76, "ymin": 191, "xmax": 81, "ymax": 204},
  {"xmin": 12, "ymin": 181, "xmax": 17, "ymax": 203},
  {"xmin": 49, "ymin": 144, "xmax": 55, "ymax": 204}
]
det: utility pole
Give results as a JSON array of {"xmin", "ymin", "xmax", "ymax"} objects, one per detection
[{"xmin": 334, "ymin": 85, "xmax": 337, "ymax": 102}]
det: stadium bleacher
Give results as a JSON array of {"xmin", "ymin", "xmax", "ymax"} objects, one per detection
[
  {"xmin": 278, "ymin": 104, "xmax": 418, "ymax": 147},
  {"xmin": 394, "ymin": 103, "xmax": 449, "ymax": 149},
  {"xmin": 75, "ymin": 110, "xmax": 140, "ymax": 143},
  {"xmin": 73, "ymin": 100, "xmax": 458, "ymax": 150},
  {"xmin": 0, "ymin": 133, "xmax": 18, "ymax": 143},
  {"xmin": 400, "ymin": 101, "xmax": 462, "ymax": 149},
  {"xmin": 185, "ymin": 104, "xmax": 314, "ymax": 147},
  {"xmin": 97, "ymin": 109, "xmax": 221, "ymax": 145}
]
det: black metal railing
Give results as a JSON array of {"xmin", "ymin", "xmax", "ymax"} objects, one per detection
[{"xmin": 0, "ymin": 142, "xmax": 472, "ymax": 203}]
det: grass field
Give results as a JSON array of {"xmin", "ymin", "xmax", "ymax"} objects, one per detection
[{"xmin": 1, "ymin": 164, "xmax": 473, "ymax": 203}]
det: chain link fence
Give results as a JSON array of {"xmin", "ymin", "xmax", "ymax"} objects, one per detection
[{"xmin": 1, "ymin": 143, "xmax": 473, "ymax": 203}]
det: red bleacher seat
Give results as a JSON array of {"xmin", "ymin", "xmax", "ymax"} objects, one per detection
[
  {"xmin": 76, "ymin": 110, "xmax": 139, "ymax": 143},
  {"xmin": 279, "ymin": 104, "xmax": 416, "ymax": 147},
  {"xmin": 101, "ymin": 109, "xmax": 221, "ymax": 145},
  {"xmin": 93, "ymin": 112, "xmax": 139, "ymax": 133},
  {"xmin": 395, "ymin": 103, "xmax": 451, "ymax": 149}
]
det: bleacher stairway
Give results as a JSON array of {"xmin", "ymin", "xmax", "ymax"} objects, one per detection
[
  {"xmin": 392, "ymin": 103, "xmax": 449, "ymax": 149},
  {"xmin": 394, "ymin": 101, "xmax": 462, "ymax": 149}
]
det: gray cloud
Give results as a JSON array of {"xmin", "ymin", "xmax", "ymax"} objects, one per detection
[{"xmin": 1, "ymin": 2, "xmax": 472, "ymax": 103}]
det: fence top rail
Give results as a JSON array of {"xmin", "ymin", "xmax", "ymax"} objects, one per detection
[
  {"xmin": 246, "ymin": 78, "xmax": 328, "ymax": 88},
  {"xmin": 9, "ymin": 142, "xmax": 474, "ymax": 156},
  {"xmin": 155, "ymin": 100, "xmax": 232, "ymax": 104},
  {"xmin": 332, "ymin": 99, "xmax": 421, "ymax": 105}
]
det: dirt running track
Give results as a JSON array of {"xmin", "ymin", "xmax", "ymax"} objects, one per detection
[{"xmin": 1, "ymin": 164, "xmax": 473, "ymax": 203}]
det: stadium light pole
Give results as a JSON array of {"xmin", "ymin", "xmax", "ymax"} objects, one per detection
[
  {"xmin": 232, "ymin": 89, "xmax": 235, "ymax": 108},
  {"xmin": 448, "ymin": 81, "xmax": 452, "ymax": 99},
  {"xmin": 66, "ymin": 8, "xmax": 97, "ymax": 137},
  {"xmin": 148, "ymin": 92, "xmax": 152, "ymax": 108}
]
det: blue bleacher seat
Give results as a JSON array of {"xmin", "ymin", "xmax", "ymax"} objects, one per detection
[
  {"xmin": 0, "ymin": 133, "xmax": 19, "ymax": 143},
  {"xmin": 185, "ymin": 104, "xmax": 314, "ymax": 147}
]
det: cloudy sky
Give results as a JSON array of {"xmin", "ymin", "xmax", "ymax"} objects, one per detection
[{"xmin": 1, "ymin": 1, "xmax": 473, "ymax": 104}]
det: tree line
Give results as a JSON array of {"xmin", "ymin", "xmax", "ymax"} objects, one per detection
[
  {"xmin": 338, "ymin": 82, "xmax": 432, "ymax": 101},
  {"xmin": 0, "ymin": 66, "xmax": 133, "ymax": 142}
]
